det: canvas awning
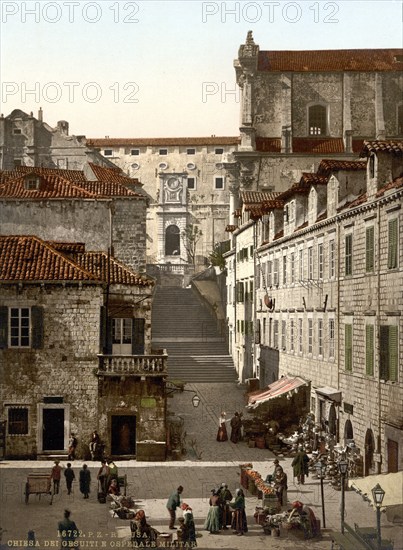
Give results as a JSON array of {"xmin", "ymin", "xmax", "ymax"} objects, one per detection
[
  {"xmin": 315, "ymin": 386, "xmax": 342, "ymax": 403},
  {"xmin": 247, "ymin": 376, "xmax": 309, "ymax": 409},
  {"xmin": 349, "ymin": 472, "xmax": 403, "ymax": 522}
]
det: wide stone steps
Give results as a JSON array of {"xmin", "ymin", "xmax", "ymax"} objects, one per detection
[{"xmin": 152, "ymin": 287, "xmax": 237, "ymax": 383}]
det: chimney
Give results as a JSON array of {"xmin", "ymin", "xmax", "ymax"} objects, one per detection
[
  {"xmin": 345, "ymin": 130, "xmax": 353, "ymax": 153},
  {"xmin": 57, "ymin": 120, "xmax": 69, "ymax": 136},
  {"xmin": 38, "ymin": 107, "xmax": 43, "ymax": 122}
]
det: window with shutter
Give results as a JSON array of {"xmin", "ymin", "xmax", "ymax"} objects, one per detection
[
  {"xmin": 0, "ymin": 306, "xmax": 8, "ymax": 349},
  {"xmin": 365, "ymin": 227, "xmax": 375, "ymax": 272},
  {"xmin": 31, "ymin": 306, "xmax": 44, "ymax": 349},
  {"xmin": 388, "ymin": 219, "xmax": 398, "ymax": 269},
  {"xmin": 389, "ymin": 326, "xmax": 398, "ymax": 382},
  {"xmin": 345, "ymin": 234, "xmax": 353, "ymax": 276},
  {"xmin": 345, "ymin": 324, "xmax": 353, "ymax": 371},
  {"xmin": 379, "ymin": 325, "xmax": 398, "ymax": 382},
  {"xmin": 365, "ymin": 325, "xmax": 374, "ymax": 376}
]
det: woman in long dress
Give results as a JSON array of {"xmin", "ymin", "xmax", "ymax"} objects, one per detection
[
  {"xmin": 230, "ymin": 488, "xmax": 248, "ymax": 536},
  {"xmin": 182, "ymin": 505, "xmax": 197, "ymax": 546},
  {"xmin": 203, "ymin": 489, "xmax": 221, "ymax": 534},
  {"xmin": 216, "ymin": 412, "xmax": 228, "ymax": 442}
]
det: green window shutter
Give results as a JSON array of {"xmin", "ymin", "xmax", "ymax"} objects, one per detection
[
  {"xmin": 345, "ymin": 324, "xmax": 352, "ymax": 371},
  {"xmin": 389, "ymin": 326, "xmax": 398, "ymax": 382},
  {"xmin": 132, "ymin": 318, "xmax": 145, "ymax": 355},
  {"xmin": 345, "ymin": 235, "xmax": 352, "ymax": 276},
  {"xmin": 0, "ymin": 306, "xmax": 8, "ymax": 349},
  {"xmin": 366, "ymin": 227, "xmax": 374, "ymax": 272},
  {"xmin": 100, "ymin": 306, "xmax": 107, "ymax": 352},
  {"xmin": 388, "ymin": 219, "xmax": 398, "ymax": 269},
  {"xmin": 240, "ymin": 282, "xmax": 244, "ymax": 303},
  {"xmin": 379, "ymin": 325, "xmax": 389, "ymax": 379},
  {"xmin": 31, "ymin": 306, "xmax": 44, "ymax": 349},
  {"xmin": 365, "ymin": 325, "xmax": 374, "ymax": 376}
]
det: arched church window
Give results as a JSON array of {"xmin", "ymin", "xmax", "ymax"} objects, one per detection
[
  {"xmin": 308, "ymin": 104, "xmax": 327, "ymax": 136},
  {"xmin": 165, "ymin": 225, "xmax": 181, "ymax": 256}
]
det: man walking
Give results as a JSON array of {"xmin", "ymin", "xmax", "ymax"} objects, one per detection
[
  {"xmin": 64, "ymin": 463, "xmax": 75, "ymax": 495},
  {"xmin": 166, "ymin": 485, "xmax": 183, "ymax": 530},
  {"xmin": 58, "ymin": 509, "xmax": 79, "ymax": 548},
  {"xmin": 51, "ymin": 460, "xmax": 62, "ymax": 495}
]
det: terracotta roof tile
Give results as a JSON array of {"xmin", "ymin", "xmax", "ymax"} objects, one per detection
[
  {"xmin": 273, "ymin": 229, "xmax": 284, "ymax": 240},
  {"xmin": 261, "ymin": 199, "xmax": 285, "ymax": 210},
  {"xmin": 0, "ymin": 167, "xmax": 144, "ymax": 200},
  {"xmin": 234, "ymin": 209, "xmax": 242, "ymax": 218},
  {"xmin": 300, "ymin": 173, "xmax": 328, "ymax": 186},
  {"xmin": 225, "ymin": 225, "xmax": 237, "ymax": 232},
  {"xmin": 317, "ymin": 159, "xmax": 367, "ymax": 176},
  {"xmin": 248, "ymin": 207, "xmax": 266, "ymax": 219},
  {"xmin": 360, "ymin": 140, "xmax": 403, "ymax": 156},
  {"xmin": 0, "ymin": 236, "xmax": 154, "ymax": 286},
  {"xmin": 292, "ymin": 138, "xmax": 345, "ymax": 154},
  {"xmin": 255, "ymin": 137, "xmax": 282, "ymax": 152},
  {"xmin": 258, "ymin": 49, "xmax": 403, "ymax": 72},
  {"xmin": 0, "ymin": 236, "xmax": 98, "ymax": 282},
  {"xmin": 376, "ymin": 176, "xmax": 403, "ymax": 197},
  {"xmin": 88, "ymin": 163, "xmax": 141, "ymax": 186},
  {"xmin": 87, "ymin": 136, "xmax": 240, "ymax": 147},
  {"xmin": 240, "ymin": 191, "xmax": 281, "ymax": 204}
]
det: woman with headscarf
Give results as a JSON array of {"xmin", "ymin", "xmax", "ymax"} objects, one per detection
[
  {"xmin": 216, "ymin": 412, "xmax": 228, "ymax": 442},
  {"xmin": 131, "ymin": 510, "xmax": 157, "ymax": 544},
  {"xmin": 229, "ymin": 488, "xmax": 248, "ymax": 536},
  {"xmin": 203, "ymin": 489, "xmax": 221, "ymax": 534},
  {"xmin": 182, "ymin": 505, "xmax": 197, "ymax": 546},
  {"xmin": 288, "ymin": 501, "xmax": 319, "ymax": 539}
]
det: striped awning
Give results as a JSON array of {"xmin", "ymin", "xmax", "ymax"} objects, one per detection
[{"xmin": 247, "ymin": 376, "xmax": 309, "ymax": 409}]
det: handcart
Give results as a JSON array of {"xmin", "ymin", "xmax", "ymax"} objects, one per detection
[{"xmin": 25, "ymin": 473, "xmax": 53, "ymax": 505}]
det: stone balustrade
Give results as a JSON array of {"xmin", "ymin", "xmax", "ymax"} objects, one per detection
[{"xmin": 97, "ymin": 351, "xmax": 168, "ymax": 376}]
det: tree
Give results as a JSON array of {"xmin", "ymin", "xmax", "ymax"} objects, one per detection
[
  {"xmin": 181, "ymin": 225, "xmax": 203, "ymax": 267},
  {"xmin": 209, "ymin": 241, "xmax": 230, "ymax": 271}
]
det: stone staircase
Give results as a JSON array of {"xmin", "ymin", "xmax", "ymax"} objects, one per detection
[{"xmin": 152, "ymin": 287, "xmax": 237, "ymax": 383}]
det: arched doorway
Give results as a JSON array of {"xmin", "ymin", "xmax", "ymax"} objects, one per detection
[
  {"xmin": 344, "ymin": 419, "xmax": 353, "ymax": 443},
  {"xmin": 165, "ymin": 225, "xmax": 180, "ymax": 256},
  {"xmin": 364, "ymin": 428, "xmax": 375, "ymax": 476}
]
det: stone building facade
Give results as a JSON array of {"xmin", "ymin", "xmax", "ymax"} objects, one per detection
[
  {"xmin": 0, "ymin": 165, "xmax": 147, "ymax": 273},
  {"xmin": 87, "ymin": 136, "xmax": 240, "ymax": 271},
  {"xmin": 225, "ymin": 141, "xmax": 403, "ymax": 473},
  {"xmin": 0, "ymin": 109, "xmax": 117, "ymax": 171},
  {"xmin": 0, "ymin": 236, "xmax": 167, "ymax": 461}
]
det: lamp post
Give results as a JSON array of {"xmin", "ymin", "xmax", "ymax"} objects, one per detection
[
  {"xmin": 338, "ymin": 457, "xmax": 348, "ymax": 534},
  {"xmin": 316, "ymin": 460, "xmax": 326, "ymax": 528},
  {"xmin": 372, "ymin": 483, "xmax": 385, "ymax": 550}
]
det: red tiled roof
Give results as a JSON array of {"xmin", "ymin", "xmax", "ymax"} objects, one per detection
[
  {"xmin": 292, "ymin": 138, "xmax": 345, "ymax": 154},
  {"xmin": 376, "ymin": 176, "xmax": 403, "ymax": 198},
  {"xmin": 273, "ymin": 229, "xmax": 284, "ymax": 240},
  {"xmin": 88, "ymin": 163, "xmax": 141, "ymax": 186},
  {"xmin": 0, "ymin": 167, "xmax": 144, "ymax": 199},
  {"xmin": 87, "ymin": 137, "xmax": 240, "ymax": 147},
  {"xmin": 234, "ymin": 209, "xmax": 242, "ymax": 218},
  {"xmin": 300, "ymin": 173, "xmax": 328, "ymax": 186},
  {"xmin": 360, "ymin": 140, "xmax": 403, "ymax": 156},
  {"xmin": 0, "ymin": 236, "xmax": 98, "ymax": 282},
  {"xmin": 317, "ymin": 159, "xmax": 367, "ymax": 176},
  {"xmin": 255, "ymin": 137, "xmax": 282, "ymax": 152},
  {"xmin": 240, "ymin": 191, "xmax": 281, "ymax": 204},
  {"xmin": 258, "ymin": 49, "xmax": 403, "ymax": 72},
  {"xmin": 0, "ymin": 236, "xmax": 154, "ymax": 286},
  {"xmin": 4, "ymin": 166, "xmax": 87, "ymax": 183},
  {"xmin": 352, "ymin": 139, "xmax": 365, "ymax": 153},
  {"xmin": 261, "ymin": 199, "xmax": 285, "ymax": 210},
  {"xmin": 248, "ymin": 207, "xmax": 266, "ymax": 219},
  {"xmin": 225, "ymin": 225, "xmax": 237, "ymax": 232}
]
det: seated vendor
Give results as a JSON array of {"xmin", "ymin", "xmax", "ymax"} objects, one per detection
[
  {"xmin": 288, "ymin": 501, "xmax": 319, "ymax": 539},
  {"xmin": 131, "ymin": 510, "xmax": 157, "ymax": 543},
  {"xmin": 265, "ymin": 459, "xmax": 280, "ymax": 483},
  {"xmin": 108, "ymin": 478, "xmax": 120, "ymax": 496}
]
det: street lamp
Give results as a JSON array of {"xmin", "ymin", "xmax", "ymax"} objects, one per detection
[
  {"xmin": 372, "ymin": 483, "xmax": 385, "ymax": 550},
  {"xmin": 316, "ymin": 460, "xmax": 326, "ymax": 528},
  {"xmin": 338, "ymin": 457, "xmax": 349, "ymax": 534}
]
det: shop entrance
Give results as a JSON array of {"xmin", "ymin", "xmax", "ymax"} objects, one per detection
[
  {"xmin": 111, "ymin": 415, "xmax": 136, "ymax": 456},
  {"xmin": 43, "ymin": 408, "xmax": 64, "ymax": 451}
]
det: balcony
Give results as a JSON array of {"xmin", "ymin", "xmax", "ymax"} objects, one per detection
[{"xmin": 97, "ymin": 350, "xmax": 168, "ymax": 377}]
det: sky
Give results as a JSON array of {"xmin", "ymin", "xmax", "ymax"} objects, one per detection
[{"xmin": 0, "ymin": 0, "xmax": 402, "ymax": 138}]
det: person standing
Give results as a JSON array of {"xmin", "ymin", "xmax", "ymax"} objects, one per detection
[
  {"xmin": 89, "ymin": 431, "xmax": 101, "ymax": 460},
  {"xmin": 230, "ymin": 488, "xmax": 248, "ymax": 536},
  {"xmin": 67, "ymin": 433, "xmax": 78, "ymax": 461},
  {"xmin": 97, "ymin": 460, "xmax": 110, "ymax": 495},
  {"xmin": 64, "ymin": 463, "xmax": 75, "ymax": 495},
  {"xmin": 51, "ymin": 460, "xmax": 62, "ymax": 495},
  {"xmin": 216, "ymin": 412, "xmax": 228, "ymax": 442},
  {"xmin": 230, "ymin": 412, "xmax": 242, "ymax": 444},
  {"xmin": 79, "ymin": 464, "xmax": 91, "ymax": 499},
  {"xmin": 182, "ymin": 505, "xmax": 197, "ymax": 547},
  {"xmin": 273, "ymin": 466, "xmax": 288, "ymax": 507},
  {"xmin": 292, "ymin": 446, "xmax": 310, "ymax": 485},
  {"xmin": 58, "ymin": 509, "xmax": 79, "ymax": 548},
  {"xmin": 166, "ymin": 485, "xmax": 183, "ymax": 530},
  {"xmin": 203, "ymin": 489, "xmax": 221, "ymax": 534},
  {"xmin": 218, "ymin": 483, "xmax": 233, "ymax": 529}
]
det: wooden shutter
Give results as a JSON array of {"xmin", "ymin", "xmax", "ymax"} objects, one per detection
[
  {"xmin": 379, "ymin": 325, "xmax": 389, "ymax": 379},
  {"xmin": 31, "ymin": 306, "xmax": 44, "ymax": 349},
  {"xmin": 388, "ymin": 219, "xmax": 398, "ymax": 269},
  {"xmin": 345, "ymin": 324, "xmax": 352, "ymax": 371},
  {"xmin": 254, "ymin": 319, "xmax": 261, "ymax": 344},
  {"xmin": 366, "ymin": 227, "xmax": 374, "ymax": 272},
  {"xmin": 0, "ymin": 306, "xmax": 8, "ymax": 349},
  {"xmin": 132, "ymin": 318, "xmax": 145, "ymax": 355},
  {"xmin": 389, "ymin": 326, "xmax": 398, "ymax": 382},
  {"xmin": 365, "ymin": 325, "xmax": 374, "ymax": 376}
]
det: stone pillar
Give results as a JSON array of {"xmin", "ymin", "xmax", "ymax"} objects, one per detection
[{"xmin": 375, "ymin": 73, "xmax": 386, "ymax": 140}]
